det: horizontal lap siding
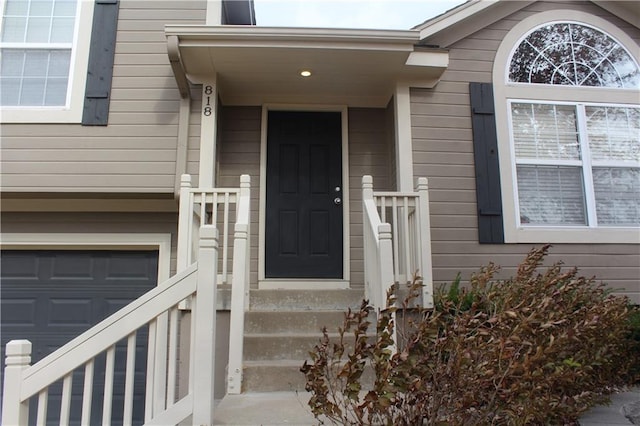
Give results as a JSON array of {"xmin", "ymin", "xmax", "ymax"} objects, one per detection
[
  {"xmin": 0, "ymin": 0, "xmax": 206, "ymax": 193},
  {"xmin": 412, "ymin": 1, "xmax": 640, "ymax": 303},
  {"xmin": 349, "ymin": 107, "xmax": 394, "ymax": 288},
  {"xmin": 217, "ymin": 106, "xmax": 262, "ymax": 288}
]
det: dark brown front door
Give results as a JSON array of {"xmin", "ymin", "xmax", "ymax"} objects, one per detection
[{"xmin": 265, "ymin": 111, "xmax": 343, "ymax": 278}]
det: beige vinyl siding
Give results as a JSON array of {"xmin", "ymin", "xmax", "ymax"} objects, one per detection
[
  {"xmin": 0, "ymin": 0, "xmax": 206, "ymax": 193},
  {"xmin": 217, "ymin": 106, "xmax": 262, "ymax": 287},
  {"xmin": 413, "ymin": 1, "xmax": 640, "ymax": 303},
  {"xmin": 348, "ymin": 107, "xmax": 395, "ymax": 287}
]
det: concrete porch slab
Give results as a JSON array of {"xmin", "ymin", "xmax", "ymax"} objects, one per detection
[{"xmin": 213, "ymin": 392, "xmax": 316, "ymax": 425}]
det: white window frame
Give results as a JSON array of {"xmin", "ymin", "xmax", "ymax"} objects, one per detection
[
  {"xmin": 493, "ymin": 10, "xmax": 640, "ymax": 244},
  {"xmin": 0, "ymin": 0, "xmax": 94, "ymax": 123}
]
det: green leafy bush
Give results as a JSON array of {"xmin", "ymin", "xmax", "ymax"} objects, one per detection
[{"xmin": 301, "ymin": 245, "xmax": 639, "ymax": 425}]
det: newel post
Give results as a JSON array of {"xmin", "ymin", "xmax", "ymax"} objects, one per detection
[
  {"xmin": 362, "ymin": 175, "xmax": 373, "ymax": 201},
  {"xmin": 2, "ymin": 340, "xmax": 32, "ymax": 425},
  {"xmin": 227, "ymin": 174, "xmax": 251, "ymax": 395},
  {"xmin": 416, "ymin": 177, "xmax": 434, "ymax": 309},
  {"xmin": 192, "ymin": 226, "xmax": 218, "ymax": 425}
]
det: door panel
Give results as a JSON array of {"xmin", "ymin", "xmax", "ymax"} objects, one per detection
[{"xmin": 266, "ymin": 111, "xmax": 343, "ymax": 278}]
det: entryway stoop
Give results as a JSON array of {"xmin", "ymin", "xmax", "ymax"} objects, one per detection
[{"xmin": 241, "ymin": 288, "xmax": 365, "ymax": 393}]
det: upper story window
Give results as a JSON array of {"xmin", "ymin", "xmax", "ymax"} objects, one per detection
[
  {"xmin": 0, "ymin": 0, "xmax": 94, "ymax": 122},
  {"xmin": 493, "ymin": 11, "xmax": 640, "ymax": 243},
  {"xmin": 509, "ymin": 23, "xmax": 639, "ymax": 88}
]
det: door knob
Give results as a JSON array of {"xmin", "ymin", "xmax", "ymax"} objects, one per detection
[{"xmin": 334, "ymin": 197, "xmax": 342, "ymax": 205}]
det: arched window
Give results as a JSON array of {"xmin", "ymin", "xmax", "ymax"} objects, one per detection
[
  {"xmin": 509, "ymin": 23, "xmax": 639, "ymax": 88},
  {"xmin": 492, "ymin": 11, "xmax": 640, "ymax": 243}
]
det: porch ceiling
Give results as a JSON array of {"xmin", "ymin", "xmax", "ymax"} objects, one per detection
[{"xmin": 165, "ymin": 26, "xmax": 448, "ymax": 107}]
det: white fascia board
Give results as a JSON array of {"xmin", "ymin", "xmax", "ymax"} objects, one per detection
[
  {"xmin": 165, "ymin": 25, "xmax": 421, "ymax": 49},
  {"xmin": 417, "ymin": 0, "xmax": 498, "ymax": 40}
]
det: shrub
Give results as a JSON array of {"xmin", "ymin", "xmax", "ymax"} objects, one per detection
[{"xmin": 301, "ymin": 245, "xmax": 639, "ymax": 425}]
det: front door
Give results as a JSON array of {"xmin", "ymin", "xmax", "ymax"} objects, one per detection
[{"xmin": 265, "ymin": 111, "xmax": 343, "ymax": 278}]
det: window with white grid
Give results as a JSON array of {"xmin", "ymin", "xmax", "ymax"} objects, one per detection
[
  {"xmin": 511, "ymin": 102, "xmax": 640, "ymax": 227},
  {"xmin": 0, "ymin": 0, "xmax": 78, "ymax": 106}
]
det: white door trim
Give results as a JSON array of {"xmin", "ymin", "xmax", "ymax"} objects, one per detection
[
  {"xmin": 0, "ymin": 233, "xmax": 172, "ymax": 284},
  {"xmin": 258, "ymin": 104, "xmax": 350, "ymax": 288}
]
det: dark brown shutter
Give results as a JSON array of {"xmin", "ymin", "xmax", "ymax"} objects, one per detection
[
  {"xmin": 469, "ymin": 82, "xmax": 504, "ymax": 244},
  {"xmin": 82, "ymin": 0, "xmax": 119, "ymax": 126}
]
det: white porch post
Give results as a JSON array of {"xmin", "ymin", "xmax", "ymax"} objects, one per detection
[
  {"xmin": 2, "ymin": 340, "xmax": 32, "ymax": 425},
  {"xmin": 198, "ymin": 76, "xmax": 218, "ymax": 188},
  {"xmin": 394, "ymin": 83, "xmax": 414, "ymax": 191},
  {"xmin": 192, "ymin": 226, "xmax": 219, "ymax": 425}
]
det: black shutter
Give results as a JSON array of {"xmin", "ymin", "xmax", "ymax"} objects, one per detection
[
  {"xmin": 469, "ymin": 82, "xmax": 504, "ymax": 244},
  {"xmin": 82, "ymin": 0, "xmax": 119, "ymax": 126}
]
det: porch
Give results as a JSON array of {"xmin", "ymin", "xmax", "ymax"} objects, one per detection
[{"xmin": 2, "ymin": 173, "xmax": 434, "ymax": 425}]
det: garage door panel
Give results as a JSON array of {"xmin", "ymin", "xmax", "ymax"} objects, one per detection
[
  {"xmin": 50, "ymin": 253, "xmax": 96, "ymax": 280},
  {"xmin": 1, "ymin": 250, "xmax": 157, "ymax": 425},
  {"xmin": 1, "ymin": 298, "xmax": 37, "ymax": 326}
]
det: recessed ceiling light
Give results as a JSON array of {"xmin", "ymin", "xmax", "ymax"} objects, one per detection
[{"xmin": 300, "ymin": 70, "xmax": 312, "ymax": 77}]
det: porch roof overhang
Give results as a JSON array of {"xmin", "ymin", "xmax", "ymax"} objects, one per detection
[{"xmin": 165, "ymin": 26, "xmax": 448, "ymax": 107}]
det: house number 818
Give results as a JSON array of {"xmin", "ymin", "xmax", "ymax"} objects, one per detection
[{"xmin": 203, "ymin": 85, "xmax": 213, "ymax": 116}]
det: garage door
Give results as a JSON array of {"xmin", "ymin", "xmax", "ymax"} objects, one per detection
[{"xmin": 1, "ymin": 250, "xmax": 158, "ymax": 425}]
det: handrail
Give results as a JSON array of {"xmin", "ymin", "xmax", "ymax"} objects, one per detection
[
  {"xmin": 20, "ymin": 264, "xmax": 197, "ymax": 398},
  {"xmin": 362, "ymin": 175, "xmax": 434, "ymax": 310},
  {"xmin": 3, "ymin": 227, "xmax": 222, "ymax": 426}
]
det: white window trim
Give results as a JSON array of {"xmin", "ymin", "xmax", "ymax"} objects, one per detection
[
  {"xmin": 493, "ymin": 10, "xmax": 640, "ymax": 244},
  {"xmin": 0, "ymin": 0, "xmax": 94, "ymax": 123},
  {"xmin": 0, "ymin": 233, "xmax": 172, "ymax": 284}
]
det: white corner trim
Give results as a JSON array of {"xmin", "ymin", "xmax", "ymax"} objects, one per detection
[
  {"xmin": 0, "ymin": 0, "xmax": 94, "ymax": 123},
  {"xmin": 258, "ymin": 104, "xmax": 351, "ymax": 284},
  {"xmin": 206, "ymin": 0, "xmax": 222, "ymax": 25},
  {"xmin": 0, "ymin": 233, "xmax": 172, "ymax": 283}
]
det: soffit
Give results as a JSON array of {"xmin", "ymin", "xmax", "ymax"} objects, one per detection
[{"xmin": 165, "ymin": 26, "xmax": 448, "ymax": 107}]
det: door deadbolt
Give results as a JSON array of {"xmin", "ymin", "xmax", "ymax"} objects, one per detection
[{"xmin": 334, "ymin": 186, "xmax": 341, "ymax": 192}]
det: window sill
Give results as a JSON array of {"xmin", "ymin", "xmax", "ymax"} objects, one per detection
[
  {"xmin": 0, "ymin": 107, "xmax": 82, "ymax": 124},
  {"xmin": 505, "ymin": 226, "xmax": 640, "ymax": 244}
]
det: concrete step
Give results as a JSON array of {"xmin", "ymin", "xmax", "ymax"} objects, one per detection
[
  {"xmin": 242, "ymin": 359, "xmax": 377, "ymax": 393},
  {"xmin": 249, "ymin": 289, "xmax": 365, "ymax": 311},
  {"xmin": 244, "ymin": 310, "xmax": 351, "ymax": 334},
  {"xmin": 242, "ymin": 360, "xmax": 307, "ymax": 392},
  {"xmin": 244, "ymin": 333, "xmax": 331, "ymax": 361}
]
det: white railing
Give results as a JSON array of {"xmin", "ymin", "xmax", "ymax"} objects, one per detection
[
  {"xmin": 2, "ymin": 227, "xmax": 219, "ymax": 426},
  {"xmin": 177, "ymin": 174, "xmax": 251, "ymax": 394},
  {"xmin": 3, "ymin": 174, "xmax": 252, "ymax": 425},
  {"xmin": 362, "ymin": 175, "xmax": 433, "ymax": 310}
]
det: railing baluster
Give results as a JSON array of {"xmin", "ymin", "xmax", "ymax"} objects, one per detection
[
  {"xmin": 200, "ymin": 192, "xmax": 207, "ymax": 226},
  {"xmin": 144, "ymin": 319, "xmax": 156, "ymax": 423},
  {"xmin": 36, "ymin": 390, "xmax": 48, "ymax": 426},
  {"xmin": 102, "ymin": 345, "xmax": 115, "ymax": 425},
  {"xmin": 391, "ymin": 196, "xmax": 400, "ymax": 283},
  {"xmin": 402, "ymin": 197, "xmax": 411, "ymax": 282},
  {"xmin": 81, "ymin": 359, "xmax": 94, "ymax": 426},
  {"xmin": 212, "ymin": 192, "xmax": 219, "ymax": 225},
  {"xmin": 167, "ymin": 307, "xmax": 179, "ymax": 405},
  {"xmin": 60, "ymin": 373, "xmax": 72, "ymax": 425},
  {"xmin": 222, "ymin": 192, "xmax": 230, "ymax": 284},
  {"xmin": 123, "ymin": 332, "xmax": 137, "ymax": 426}
]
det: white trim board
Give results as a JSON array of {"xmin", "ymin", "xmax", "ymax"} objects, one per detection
[
  {"xmin": 258, "ymin": 104, "xmax": 351, "ymax": 287},
  {"xmin": 0, "ymin": 233, "xmax": 172, "ymax": 284}
]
